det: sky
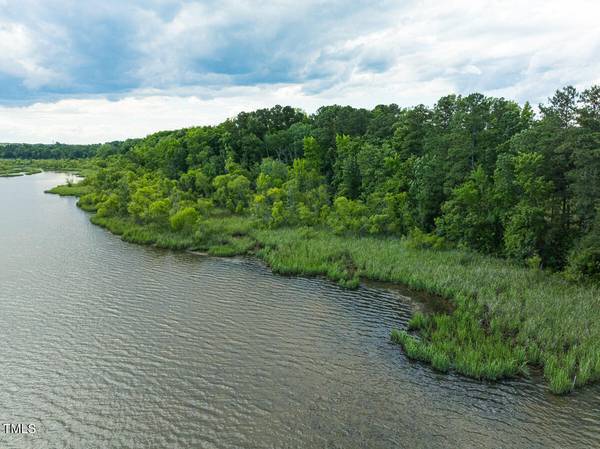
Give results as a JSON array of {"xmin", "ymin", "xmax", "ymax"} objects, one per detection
[{"xmin": 0, "ymin": 0, "xmax": 599, "ymax": 144}]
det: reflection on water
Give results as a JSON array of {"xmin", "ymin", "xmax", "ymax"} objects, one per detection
[{"xmin": 1, "ymin": 172, "xmax": 599, "ymax": 449}]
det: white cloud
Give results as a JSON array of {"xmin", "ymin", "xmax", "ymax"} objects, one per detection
[
  {"xmin": 0, "ymin": 86, "xmax": 315, "ymax": 144},
  {"xmin": 0, "ymin": 21, "xmax": 65, "ymax": 88},
  {"xmin": 0, "ymin": 78, "xmax": 455, "ymax": 144},
  {"xmin": 0, "ymin": 0, "xmax": 600, "ymax": 142},
  {"xmin": 131, "ymin": 0, "xmax": 364, "ymax": 87},
  {"xmin": 307, "ymin": 0, "xmax": 600, "ymax": 103}
]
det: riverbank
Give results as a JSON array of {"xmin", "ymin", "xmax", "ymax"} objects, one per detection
[
  {"xmin": 46, "ymin": 182, "xmax": 600, "ymax": 394},
  {"xmin": 45, "ymin": 184, "xmax": 92, "ymax": 196},
  {"xmin": 0, "ymin": 159, "xmax": 95, "ymax": 178},
  {"xmin": 0, "ymin": 159, "xmax": 42, "ymax": 177},
  {"xmin": 256, "ymin": 228, "xmax": 600, "ymax": 394}
]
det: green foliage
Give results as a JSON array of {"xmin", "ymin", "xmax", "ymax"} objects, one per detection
[
  {"xmin": 96, "ymin": 193, "xmax": 124, "ymax": 217},
  {"xmin": 566, "ymin": 221, "xmax": 600, "ymax": 282},
  {"xmin": 436, "ymin": 166, "xmax": 502, "ymax": 253},
  {"xmin": 406, "ymin": 228, "xmax": 447, "ymax": 250},
  {"xmin": 250, "ymin": 227, "xmax": 598, "ymax": 393},
  {"xmin": 390, "ymin": 330, "xmax": 433, "ymax": 363},
  {"xmin": 327, "ymin": 196, "xmax": 369, "ymax": 235},
  {"xmin": 270, "ymin": 200, "xmax": 286, "ymax": 228},
  {"xmin": 334, "ymin": 135, "xmax": 362, "ymax": 199},
  {"xmin": 27, "ymin": 85, "xmax": 600, "ymax": 394},
  {"xmin": 5, "ymin": 86, "xmax": 600, "ymax": 278},
  {"xmin": 212, "ymin": 173, "xmax": 252, "ymax": 213},
  {"xmin": 45, "ymin": 182, "xmax": 91, "ymax": 197},
  {"xmin": 208, "ymin": 236, "xmax": 256, "ymax": 257},
  {"xmin": 255, "ymin": 158, "xmax": 288, "ymax": 192},
  {"xmin": 196, "ymin": 198, "xmax": 214, "ymax": 216},
  {"xmin": 0, "ymin": 158, "xmax": 94, "ymax": 177},
  {"xmin": 179, "ymin": 168, "xmax": 211, "ymax": 196},
  {"xmin": 407, "ymin": 312, "xmax": 427, "ymax": 330},
  {"xmin": 431, "ymin": 352, "xmax": 451, "ymax": 373},
  {"xmin": 409, "ymin": 153, "xmax": 446, "ymax": 231},
  {"xmin": 302, "ymin": 136, "xmax": 324, "ymax": 172},
  {"xmin": 271, "ymin": 158, "xmax": 329, "ymax": 226},
  {"xmin": 504, "ymin": 204, "xmax": 547, "ymax": 261},
  {"xmin": 0, "ymin": 143, "xmax": 104, "ymax": 159},
  {"xmin": 169, "ymin": 207, "xmax": 199, "ymax": 234}
]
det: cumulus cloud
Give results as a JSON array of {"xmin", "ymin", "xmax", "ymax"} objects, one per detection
[
  {"xmin": 132, "ymin": 0, "xmax": 396, "ymax": 88},
  {"xmin": 0, "ymin": 19, "xmax": 68, "ymax": 90},
  {"xmin": 0, "ymin": 0, "xmax": 599, "ymax": 142}
]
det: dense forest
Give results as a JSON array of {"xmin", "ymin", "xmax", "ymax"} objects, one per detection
[
  {"xmin": 40, "ymin": 85, "xmax": 599, "ymax": 282},
  {"xmin": 9, "ymin": 85, "xmax": 600, "ymax": 393}
]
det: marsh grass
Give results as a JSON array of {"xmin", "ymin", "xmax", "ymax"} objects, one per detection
[
  {"xmin": 255, "ymin": 227, "xmax": 361, "ymax": 288},
  {"xmin": 208, "ymin": 236, "xmax": 256, "ymax": 256},
  {"xmin": 253, "ymin": 228, "xmax": 600, "ymax": 393},
  {"xmin": 90, "ymin": 214, "xmax": 259, "ymax": 257},
  {"xmin": 0, "ymin": 158, "xmax": 93, "ymax": 178},
  {"xmin": 61, "ymin": 198, "xmax": 600, "ymax": 394},
  {"xmin": 91, "ymin": 216, "xmax": 197, "ymax": 249},
  {"xmin": 0, "ymin": 160, "xmax": 28, "ymax": 177},
  {"xmin": 45, "ymin": 183, "xmax": 91, "ymax": 196},
  {"xmin": 408, "ymin": 312, "xmax": 427, "ymax": 330}
]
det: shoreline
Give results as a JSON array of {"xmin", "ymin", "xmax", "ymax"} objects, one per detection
[{"xmin": 44, "ymin": 180, "xmax": 600, "ymax": 395}]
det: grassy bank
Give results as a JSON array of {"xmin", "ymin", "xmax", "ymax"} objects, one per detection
[
  {"xmin": 45, "ymin": 184, "xmax": 92, "ymax": 196},
  {"xmin": 0, "ymin": 159, "xmax": 42, "ymax": 177},
  {"xmin": 89, "ymin": 214, "xmax": 257, "ymax": 256},
  {"xmin": 0, "ymin": 159, "xmax": 95, "ymax": 177},
  {"xmin": 256, "ymin": 229, "xmax": 600, "ymax": 393},
  {"xmin": 44, "ymin": 181, "xmax": 600, "ymax": 394}
]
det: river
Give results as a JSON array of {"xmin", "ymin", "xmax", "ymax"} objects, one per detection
[{"xmin": 1, "ymin": 172, "xmax": 599, "ymax": 449}]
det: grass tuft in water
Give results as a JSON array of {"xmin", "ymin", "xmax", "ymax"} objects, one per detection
[{"xmin": 408, "ymin": 312, "xmax": 427, "ymax": 331}]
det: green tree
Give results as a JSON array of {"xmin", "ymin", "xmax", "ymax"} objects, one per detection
[
  {"xmin": 436, "ymin": 166, "xmax": 502, "ymax": 253},
  {"xmin": 503, "ymin": 152, "xmax": 552, "ymax": 263},
  {"xmin": 212, "ymin": 174, "xmax": 252, "ymax": 213}
]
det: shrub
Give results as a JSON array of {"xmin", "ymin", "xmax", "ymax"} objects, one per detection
[
  {"xmin": 327, "ymin": 196, "xmax": 369, "ymax": 235},
  {"xmin": 96, "ymin": 193, "xmax": 123, "ymax": 217},
  {"xmin": 170, "ymin": 207, "xmax": 199, "ymax": 234},
  {"xmin": 406, "ymin": 227, "xmax": 447, "ymax": 250},
  {"xmin": 565, "ymin": 232, "xmax": 600, "ymax": 282}
]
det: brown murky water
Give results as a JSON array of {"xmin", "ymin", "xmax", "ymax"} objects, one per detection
[{"xmin": 1, "ymin": 172, "xmax": 599, "ymax": 449}]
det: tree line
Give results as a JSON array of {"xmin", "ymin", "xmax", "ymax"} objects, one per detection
[
  {"xmin": 28, "ymin": 88, "xmax": 600, "ymax": 281},
  {"xmin": 0, "ymin": 139, "xmax": 139, "ymax": 159}
]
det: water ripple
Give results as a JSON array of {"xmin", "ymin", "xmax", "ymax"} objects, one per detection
[{"xmin": 1, "ymin": 173, "xmax": 600, "ymax": 449}]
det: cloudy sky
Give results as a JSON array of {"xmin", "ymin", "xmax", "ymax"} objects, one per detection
[{"xmin": 1, "ymin": 0, "xmax": 599, "ymax": 143}]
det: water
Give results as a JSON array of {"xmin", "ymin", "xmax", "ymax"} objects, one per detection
[{"xmin": 1, "ymin": 172, "xmax": 599, "ymax": 449}]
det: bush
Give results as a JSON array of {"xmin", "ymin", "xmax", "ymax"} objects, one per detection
[
  {"xmin": 406, "ymin": 227, "xmax": 447, "ymax": 250},
  {"xmin": 565, "ymin": 230, "xmax": 600, "ymax": 282},
  {"xmin": 327, "ymin": 196, "xmax": 369, "ymax": 235},
  {"xmin": 526, "ymin": 254, "xmax": 542, "ymax": 270},
  {"xmin": 196, "ymin": 198, "xmax": 214, "ymax": 216},
  {"xmin": 212, "ymin": 174, "xmax": 252, "ymax": 213},
  {"xmin": 96, "ymin": 193, "xmax": 123, "ymax": 217},
  {"xmin": 170, "ymin": 207, "xmax": 199, "ymax": 234}
]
